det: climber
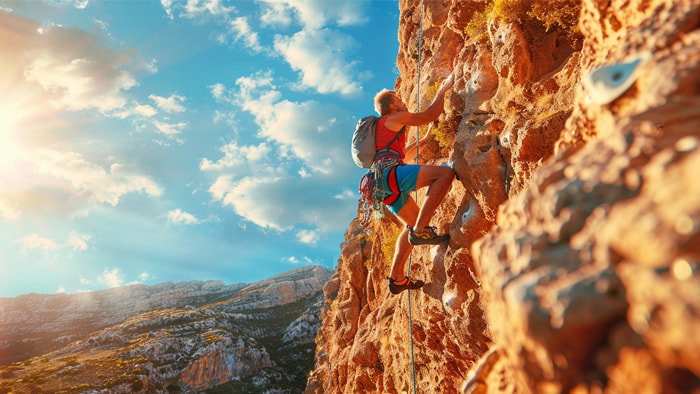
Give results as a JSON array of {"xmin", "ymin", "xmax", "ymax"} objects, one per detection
[{"xmin": 373, "ymin": 73, "xmax": 455, "ymax": 295}]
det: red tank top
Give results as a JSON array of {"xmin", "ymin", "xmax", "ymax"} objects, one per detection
[{"xmin": 375, "ymin": 115, "xmax": 405, "ymax": 159}]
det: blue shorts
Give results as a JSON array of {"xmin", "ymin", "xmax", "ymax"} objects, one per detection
[{"xmin": 379, "ymin": 164, "xmax": 420, "ymax": 215}]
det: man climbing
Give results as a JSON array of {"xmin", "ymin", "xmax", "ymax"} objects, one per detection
[{"xmin": 372, "ymin": 73, "xmax": 455, "ymax": 295}]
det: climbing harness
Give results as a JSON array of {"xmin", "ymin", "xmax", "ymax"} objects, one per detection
[
  {"xmin": 359, "ymin": 133, "xmax": 404, "ymax": 225},
  {"xmin": 406, "ymin": 2, "xmax": 424, "ymax": 394}
]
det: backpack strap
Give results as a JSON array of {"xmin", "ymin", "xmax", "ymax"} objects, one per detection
[
  {"xmin": 374, "ymin": 126, "xmax": 405, "ymax": 162},
  {"xmin": 383, "ymin": 126, "xmax": 405, "ymax": 151}
]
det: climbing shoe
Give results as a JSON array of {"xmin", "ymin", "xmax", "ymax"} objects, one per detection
[
  {"xmin": 408, "ymin": 225, "xmax": 450, "ymax": 245},
  {"xmin": 387, "ymin": 276, "xmax": 424, "ymax": 295}
]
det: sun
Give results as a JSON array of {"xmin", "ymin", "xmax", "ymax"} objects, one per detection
[
  {"xmin": 0, "ymin": 65, "xmax": 75, "ymax": 206},
  {"xmin": 0, "ymin": 79, "xmax": 49, "ymax": 189},
  {"xmin": 0, "ymin": 71, "xmax": 62, "ymax": 167}
]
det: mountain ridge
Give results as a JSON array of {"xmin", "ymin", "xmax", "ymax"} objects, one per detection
[{"xmin": 0, "ymin": 264, "xmax": 332, "ymax": 393}]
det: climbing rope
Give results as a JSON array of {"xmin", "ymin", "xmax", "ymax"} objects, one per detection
[{"xmin": 406, "ymin": 2, "xmax": 423, "ymax": 394}]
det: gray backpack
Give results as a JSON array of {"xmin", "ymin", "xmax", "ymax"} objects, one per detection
[
  {"xmin": 351, "ymin": 116, "xmax": 404, "ymax": 168},
  {"xmin": 351, "ymin": 116, "xmax": 380, "ymax": 168}
]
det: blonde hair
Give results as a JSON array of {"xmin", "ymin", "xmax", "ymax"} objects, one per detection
[{"xmin": 374, "ymin": 89, "xmax": 397, "ymax": 116}]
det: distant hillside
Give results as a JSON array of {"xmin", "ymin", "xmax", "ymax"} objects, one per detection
[{"xmin": 0, "ymin": 265, "xmax": 332, "ymax": 393}]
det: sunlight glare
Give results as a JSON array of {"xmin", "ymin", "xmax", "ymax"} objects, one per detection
[
  {"xmin": 0, "ymin": 106, "xmax": 20, "ymax": 168},
  {"xmin": 0, "ymin": 103, "xmax": 26, "ymax": 170},
  {"xmin": 0, "ymin": 85, "xmax": 44, "ymax": 192}
]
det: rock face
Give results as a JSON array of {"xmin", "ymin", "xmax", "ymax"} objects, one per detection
[
  {"xmin": 0, "ymin": 265, "xmax": 332, "ymax": 393},
  {"xmin": 307, "ymin": 1, "xmax": 700, "ymax": 393}
]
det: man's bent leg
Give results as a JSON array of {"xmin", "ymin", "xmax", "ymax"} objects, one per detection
[{"xmin": 414, "ymin": 165, "xmax": 454, "ymax": 230}]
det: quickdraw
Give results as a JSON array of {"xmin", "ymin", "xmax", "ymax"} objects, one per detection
[{"xmin": 359, "ymin": 170, "xmax": 378, "ymax": 225}]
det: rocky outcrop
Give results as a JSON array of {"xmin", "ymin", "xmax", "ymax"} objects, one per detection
[
  {"xmin": 0, "ymin": 265, "xmax": 331, "ymax": 393},
  {"xmin": 308, "ymin": 0, "xmax": 699, "ymax": 393}
]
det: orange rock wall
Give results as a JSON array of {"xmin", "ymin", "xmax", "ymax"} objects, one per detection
[{"xmin": 308, "ymin": 0, "xmax": 700, "ymax": 393}]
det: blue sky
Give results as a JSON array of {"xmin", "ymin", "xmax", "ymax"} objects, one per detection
[{"xmin": 0, "ymin": 0, "xmax": 401, "ymax": 297}]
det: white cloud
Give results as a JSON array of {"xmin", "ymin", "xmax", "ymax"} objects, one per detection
[
  {"xmin": 13, "ymin": 231, "xmax": 93, "ymax": 254},
  {"xmin": 208, "ymin": 176, "xmax": 233, "ymax": 201},
  {"xmin": 24, "ymin": 55, "xmax": 136, "ymax": 112},
  {"xmin": 228, "ymin": 17, "xmax": 265, "ymax": 53},
  {"xmin": 217, "ymin": 176, "xmax": 288, "ymax": 231},
  {"xmin": 138, "ymin": 272, "xmax": 152, "ymax": 281},
  {"xmin": 155, "ymin": 0, "xmax": 370, "ymax": 98},
  {"xmin": 229, "ymin": 72, "xmax": 281, "ymax": 111},
  {"xmin": 166, "ymin": 208, "xmax": 201, "ymax": 225},
  {"xmin": 112, "ymin": 104, "xmax": 157, "ymax": 119},
  {"xmin": 161, "ymin": 0, "xmax": 175, "ymax": 18},
  {"xmin": 0, "ymin": 199, "xmax": 22, "ymax": 222},
  {"xmin": 19, "ymin": 23, "xmax": 140, "ymax": 112},
  {"xmin": 258, "ymin": 0, "xmax": 367, "ymax": 30},
  {"xmin": 83, "ymin": 268, "xmax": 152, "ymax": 290},
  {"xmin": 33, "ymin": 149, "xmax": 164, "ymax": 206},
  {"xmin": 153, "ymin": 120, "xmax": 187, "ymax": 137},
  {"xmin": 286, "ymin": 255, "xmax": 315, "ymax": 265},
  {"xmin": 133, "ymin": 104, "xmax": 158, "ymax": 117},
  {"xmin": 0, "ymin": 10, "xmax": 154, "ymax": 124},
  {"xmin": 210, "ymin": 83, "xmax": 229, "ymax": 102},
  {"xmin": 98, "ymin": 267, "xmax": 123, "ymax": 288},
  {"xmin": 259, "ymin": 2, "xmax": 292, "ymax": 27},
  {"xmin": 254, "ymin": 100, "xmax": 348, "ymax": 173},
  {"xmin": 296, "ymin": 229, "xmax": 318, "ymax": 245},
  {"xmin": 13, "ymin": 233, "xmax": 59, "ymax": 252},
  {"xmin": 203, "ymin": 72, "xmax": 360, "ymax": 237},
  {"xmin": 211, "ymin": 174, "xmax": 355, "ymax": 234},
  {"xmin": 163, "ymin": 0, "xmax": 235, "ymax": 20},
  {"xmin": 44, "ymin": 0, "xmax": 89, "ymax": 9},
  {"xmin": 334, "ymin": 189, "xmax": 355, "ymax": 200},
  {"xmin": 109, "ymin": 104, "xmax": 158, "ymax": 119},
  {"xmin": 214, "ymin": 72, "xmax": 351, "ymax": 174},
  {"xmin": 212, "ymin": 110, "xmax": 237, "ymax": 127},
  {"xmin": 149, "ymin": 94, "xmax": 186, "ymax": 113},
  {"xmin": 187, "ymin": 0, "xmax": 234, "ymax": 17},
  {"xmin": 274, "ymin": 28, "xmax": 363, "ymax": 96},
  {"xmin": 200, "ymin": 141, "xmax": 271, "ymax": 171},
  {"xmin": 67, "ymin": 231, "xmax": 92, "ymax": 251},
  {"xmin": 145, "ymin": 58, "xmax": 159, "ymax": 74}
]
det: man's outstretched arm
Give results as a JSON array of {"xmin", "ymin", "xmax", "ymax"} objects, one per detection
[{"xmin": 386, "ymin": 73, "xmax": 454, "ymax": 129}]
